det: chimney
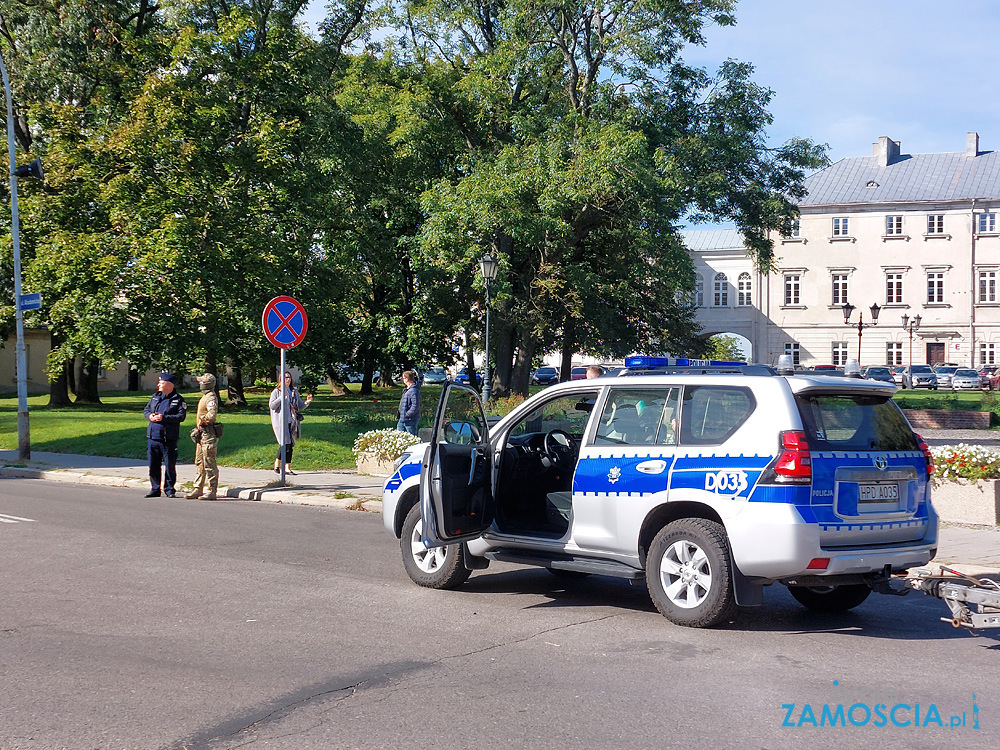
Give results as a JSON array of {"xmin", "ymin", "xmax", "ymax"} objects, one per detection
[
  {"xmin": 873, "ymin": 136, "xmax": 901, "ymax": 167},
  {"xmin": 967, "ymin": 131, "xmax": 980, "ymax": 156}
]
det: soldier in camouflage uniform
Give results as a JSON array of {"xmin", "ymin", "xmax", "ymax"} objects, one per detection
[{"xmin": 187, "ymin": 373, "xmax": 221, "ymax": 499}]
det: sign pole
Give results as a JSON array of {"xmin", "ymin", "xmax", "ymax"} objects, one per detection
[{"xmin": 280, "ymin": 348, "xmax": 287, "ymax": 485}]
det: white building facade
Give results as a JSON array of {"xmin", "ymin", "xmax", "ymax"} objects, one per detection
[{"xmin": 688, "ymin": 132, "xmax": 1000, "ymax": 368}]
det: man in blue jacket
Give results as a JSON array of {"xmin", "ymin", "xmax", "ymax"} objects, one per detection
[{"xmin": 143, "ymin": 372, "xmax": 188, "ymax": 498}]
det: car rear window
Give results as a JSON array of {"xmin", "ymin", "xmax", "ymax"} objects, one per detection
[{"xmin": 795, "ymin": 394, "xmax": 918, "ymax": 451}]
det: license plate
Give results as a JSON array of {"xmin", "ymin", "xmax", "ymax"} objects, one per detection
[{"xmin": 859, "ymin": 483, "xmax": 899, "ymax": 502}]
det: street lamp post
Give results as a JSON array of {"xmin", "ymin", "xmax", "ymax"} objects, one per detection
[
  {"xmin": 479, "ymin": 254, "xmax": 498, "ymax": 402},
  {"xmin": 842, "ymin": 302, "xmax": 881, "ymax": 363},
  {"xmin": 901, "ymin": 313, "xmax": 922, "ymax": 376},
  {"xmin": 0, "ymin": 52, "xmax": 42, "ymax": 460}
]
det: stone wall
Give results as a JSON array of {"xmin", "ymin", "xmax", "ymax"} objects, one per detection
[
  {"xmin": 932, "ymin": 479, "xmax": 1000, "ymax": 526},
  {"xmin": 903, "ymin": 409, "xmax": 991, "ymax": 430}
]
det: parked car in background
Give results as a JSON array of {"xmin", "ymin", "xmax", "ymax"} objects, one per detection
[
  {"xmin": 861, "ymin": 365, "xmax": 894, "ymax": 384},
  {"xmin": 951, "ymin": 368, "xmax": 982, "ymax": 391},
  {"xmin": 531, "ymin": 366, "xmax": 560, "ymax": 386},
  {"xmin": 809, "ymin": 364, "xmax": 838, "ymax": 371},
  {"xmin": 570, "ymin": 366, "xmax": 590, "ymax": 380},
  {"xmin": 978, "ymin": 366, "xmax": 998, "ymax": 389},
  {"xmin": 891, "ymin": 366, "xmax": 908, "ymax": 387},
  {"xmin": 933, "ymin": 365, "xmax": 958, "ymax": 389},
  {"xmin": 906, "ymin": 365, "xmax": 938, "ymax": 389},
  {"xmin": 422, "ymin": 367, "xmax": 449, "ymax": 384},
  {"xmin": 455, "ymin": 368, "xmax": 481, "ymax": 386}
]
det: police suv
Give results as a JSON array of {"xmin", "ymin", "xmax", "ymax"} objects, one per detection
[{"xmin": 381, "ymin": 358, "xmax": 938, "ymax": 628}]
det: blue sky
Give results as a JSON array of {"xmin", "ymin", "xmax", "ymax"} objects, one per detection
[{"xmin": 300, "ymin": 0, "xmax": 1000, "ymax": 164}]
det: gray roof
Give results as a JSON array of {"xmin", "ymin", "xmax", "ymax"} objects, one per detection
[
  {"xmin": 800, "ymin": 150, "xmax": 1000, "ymax": 206},
  {"xmin": 680, "ymin": 228, "xmax": 745, "ymax": 251}
]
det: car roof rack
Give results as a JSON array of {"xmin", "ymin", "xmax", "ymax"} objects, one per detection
[{"xmin": 619, "ymin": 364, "xmax": 777, "ymax": 377}]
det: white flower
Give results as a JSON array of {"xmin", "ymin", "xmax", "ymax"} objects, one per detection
[{"xmin": 352, "ymin": 428, "xmax": 420, "ymax": 462}]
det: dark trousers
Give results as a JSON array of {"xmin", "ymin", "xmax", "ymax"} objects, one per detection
[
  {"xmin": 276, "ymin": 443, "xmax": 294, "ymax": 465},
  {"xmin": 148, "ymin": 439, "xmax": 178, "ymax": 492}
]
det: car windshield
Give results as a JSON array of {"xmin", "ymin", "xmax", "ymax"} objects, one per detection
[
  {"xmin": 867, "ymin": 367, "xmax": 891, "ymax": 376},
  {"xmin": 537, "ymin": 368, "xmax": 557, "ymax": 374},
  {"xmin": 795, "ymin": 394, "xmax": 918, "ymax": 451},
  {"xmin": 911, "ymin": 366, "xmax": 933, "ymax": 374},
  {"xmin": 956, "ymin": 369, "xmax": 979, "ymax": 377},
  {"xmin": 935, "ymin": 367, "xmax": 957, "ymax": 374}
]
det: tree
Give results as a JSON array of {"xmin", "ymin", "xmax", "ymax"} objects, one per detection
[
  {"xmin": 704, "ymin": 334, "xmax": 746, "ymax": 362},
  {"xmin": 392, "ymin": 0, "xmax": 826, "ymax": 395}
]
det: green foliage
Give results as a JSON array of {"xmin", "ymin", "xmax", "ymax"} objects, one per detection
[{"xmin": 704, "ymin": 335, "xmax": 746, "ymax": 362}]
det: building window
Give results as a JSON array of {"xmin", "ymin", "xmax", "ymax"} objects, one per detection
[
  {"xmin": 926, "ymin": 214, "xmax": 945, "ymax": 234},
  {"xmin": 832, "ymin": 342, "xmax": 848, "ymax": 366},
  {"xmin": 980, "ymin": 271, "xmax": 997, "ymax": 303},
  {"xmin": 927, "ymin": 272, "xmax": 945, "ymax": 303},
  {"xmin": 737, "ymin": 272, "xmax": 752, "ymax": 306},
  {"xmin": 832, "ymin": 217, "xmax": 849, "ymax": 236},
  {"xmin": 784, "ymin": 274, "xmax": 800, "ymax": 305},
  {"xmin": 885, "ymin": 215, "xmax": 903, "ymax": 235},
  {"xmin": 979, "ymin": 213, "xmax": 997, "ymax": 234},
  {"xmin": 695, "ymin": 276, "xmax": 704, "ymax": 307},
  {"xmin": 832, "ymin": 274, "xmax": 848, "ymax": 305},
  {"xmin": 981, "ymin": 343, "xmax": 997, "ymax": 366},
  {"xmin": 784, "ymin": 342, "xmax": 800, "ymax": 365},
  {"xmin": 886, "ymin": 342, "xmax": 903, "ymax": 366},
  {"xmin": 713, "ymin": 272, "xmax": 728, "ymax": 307},
  {"xmin": 885, "ymin": 272, "xmax": 904, "ymax": 304},
  {"xmin": 782, "ymin": 218, "xmax": 800, "ymax": 237}
]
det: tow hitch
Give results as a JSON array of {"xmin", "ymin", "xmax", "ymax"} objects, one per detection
[{"xmin": 907, "ymin": 567, "xmax": 1000, "ymax": 631}]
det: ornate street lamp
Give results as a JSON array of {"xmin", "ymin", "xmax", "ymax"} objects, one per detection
[
  {"xmin": 842, "ymin": 302, "xmax": 880, "ymax": 363},
  {"xmin": 479, "ymin": 254, "xmax": 499, "ymax": 402},
  {"xmin": 901, "ymin": 313, "xmax": 922, "ymax": 378}
]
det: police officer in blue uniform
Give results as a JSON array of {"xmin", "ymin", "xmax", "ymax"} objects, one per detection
[{"xmin": 143, "ymin": 372, "xmax": 187, "ymax": 498}]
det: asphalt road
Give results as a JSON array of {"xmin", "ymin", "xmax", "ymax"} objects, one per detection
[{"xmin": 0, "ymin": 477, "xmax": 996, "ymax": 750}]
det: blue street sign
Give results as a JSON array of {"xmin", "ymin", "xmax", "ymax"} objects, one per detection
[{"xmin": 18, "ymin": 292, "xmax": 41, "ymax": 311}]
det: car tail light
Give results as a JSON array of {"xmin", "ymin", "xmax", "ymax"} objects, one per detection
[
  {"xmin": 915, "ymin": 433, "xmax": 934, "ymax": 480},
  {"xmin": 771, "ymin": 430, "xmax": 812, "ymax": 484}
]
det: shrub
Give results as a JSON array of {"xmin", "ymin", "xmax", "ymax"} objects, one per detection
[
  {"xmin": 485, "ymin": 394, "xmax": 526, "ymax": 417},
  {"xmin": 352, "ymin": 428, "xmax": 419, "ymax": 462},
  {"xmin": 930, "ymin": 443, "xmax": 1000, "ymax": 482}
]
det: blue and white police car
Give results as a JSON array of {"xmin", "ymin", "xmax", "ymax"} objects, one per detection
[{"xmin": 382, "ymin": 357, "xmax": 938, "ymax": 628}]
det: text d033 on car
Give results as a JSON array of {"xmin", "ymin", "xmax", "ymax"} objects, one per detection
[{"xmin": 382, "ymin": 359, "xmax": 937, "ymax": 628}]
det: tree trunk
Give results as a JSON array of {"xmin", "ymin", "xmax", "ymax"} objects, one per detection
[
  {"xmin": 227, "ymin": 364, "xmax": 248, "ymax": 406},
  {"xmin": 128, "ymin": 365, "xmax": 140, "ymax": 391},
  {"xmin": 325, "ymin": 366, "xmax": 350, "ymax": 396},
  {"xmin": 359, "ymin": 361, "xmax": 374, "ymax": 396},
  {"xmin": 559, "ymin": 317, "xmax": 575, "ymax": 382},
  {"xmin": 492, "ymin": 321, "xmax": 514, "ymax": 398},
  {"xmin": 48, "ymin": 359, "xmax": 72, "ymax": 406},
  {"xmin": 465, "ymin": 328, "xmax": 479, "ymax": 392},
  {"xmin": 67, "ymin": 356, "xmax": 77, "ymax": 397},
  {"xmin": 73, "ymin": 358, "xmax": 102, "ymax": 404},
  {"xmin": 511, "ymin": 333, "xmax": 535, "ymax": 397}
]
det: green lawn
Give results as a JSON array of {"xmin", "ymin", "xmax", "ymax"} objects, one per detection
[{"xmin": 0, "ymin": 385, "xmax": 440, "ymax": 470}]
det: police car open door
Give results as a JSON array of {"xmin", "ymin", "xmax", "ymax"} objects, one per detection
[{"xmin": 419, "ymin": 382, "xmax": 494, "ymax": 546}]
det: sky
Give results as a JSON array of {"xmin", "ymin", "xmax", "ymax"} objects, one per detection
[{"xmin": 299, "ymin": 0, "xmax": 1000, "ymax": 164}]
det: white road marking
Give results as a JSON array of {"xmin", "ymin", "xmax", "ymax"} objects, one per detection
[{"xmin": 0, "ymin": 513, "xmax": 36, "ymax": 523}]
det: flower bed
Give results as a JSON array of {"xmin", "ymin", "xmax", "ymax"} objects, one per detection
[
  {"xmin": 352, "ymin": 428, "xmax": 419, "ymax": 476},
  {"xmin": 929, "ymin": 444, "xmax": 1000, "ymax": 526}
]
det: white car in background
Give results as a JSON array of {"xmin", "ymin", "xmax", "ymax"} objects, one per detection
[{"xmin": 951, "ymin": 368, "xmax": 982, "ymax": 391}]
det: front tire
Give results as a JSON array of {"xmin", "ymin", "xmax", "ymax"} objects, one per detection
[
  {"xmin": 646, "ymin": 518, "xmax": 737, "ymax": 628},
  {"xmin": 787, "ymin": 584, "xmax": 871, "ymax": 612},
  {"xmin": 400, "ymin": 504, "xmax": 471, "ymax": 590}
]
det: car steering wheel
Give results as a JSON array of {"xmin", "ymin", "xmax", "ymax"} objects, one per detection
[{"xmin": 543, "ymin": 429, "xmax": 576, "ymax": 472}]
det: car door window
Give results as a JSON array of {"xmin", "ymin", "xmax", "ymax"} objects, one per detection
[
  {"xmin": 595, "ymin": 388, "xmax": 679, "ymax": 446},
  {"xmin": 680, "ymin": 385, "xmax": 755, "ymax": 445},
  {"xmin": 508, "ymin": 392, "xmax": 599, "ymax": 437}
]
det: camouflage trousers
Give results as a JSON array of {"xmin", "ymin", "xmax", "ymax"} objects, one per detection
[{"xmin": 193, "ymin": 435, "xmax": 219, "ymax": 494}]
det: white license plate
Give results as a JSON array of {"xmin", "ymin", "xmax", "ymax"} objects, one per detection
[{"xmin": 859, "ymin": 483, "xmax": 899, "ymax": 502}]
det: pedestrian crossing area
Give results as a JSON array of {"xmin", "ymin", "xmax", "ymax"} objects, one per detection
[{"xmin": 0, "ymin": 513, "xmax": 36, "ymax": 524}]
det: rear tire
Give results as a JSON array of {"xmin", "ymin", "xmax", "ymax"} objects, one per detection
[
  {"xmin": 400, "ymin": 504, "xmax": 471, "ymax": 590},
  {"xmin": 646, "ymin": 518, "xmax": 737, "ymax": 628},
  {"xmin": 787, "ymin": 583, "xmax": 871, "ymax": 612}
]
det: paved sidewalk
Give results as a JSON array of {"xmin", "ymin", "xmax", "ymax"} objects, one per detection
[
  {"xmin": 0, "ymin": 450, "xmax": 386, "ymax": 510},
  {"xmin": 0, "ymin": 449, "xmax": 996, "ymax": 575}
]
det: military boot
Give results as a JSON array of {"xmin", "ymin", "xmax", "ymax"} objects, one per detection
[{"xmin": 186, "ymin": 488, "xmax": 203, "ymax": 499}]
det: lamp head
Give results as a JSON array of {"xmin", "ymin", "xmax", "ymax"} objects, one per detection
[
  {"xmin": 869, "ymin": 302, "xmax": 881, "ymax": 325},
  {"xmin": 841, "ymin": 302, "xmax": 855, "ymax": 324},
  {"xmin": 479, "ymin": 253, "xmax": 499, "ymax": 283}
]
